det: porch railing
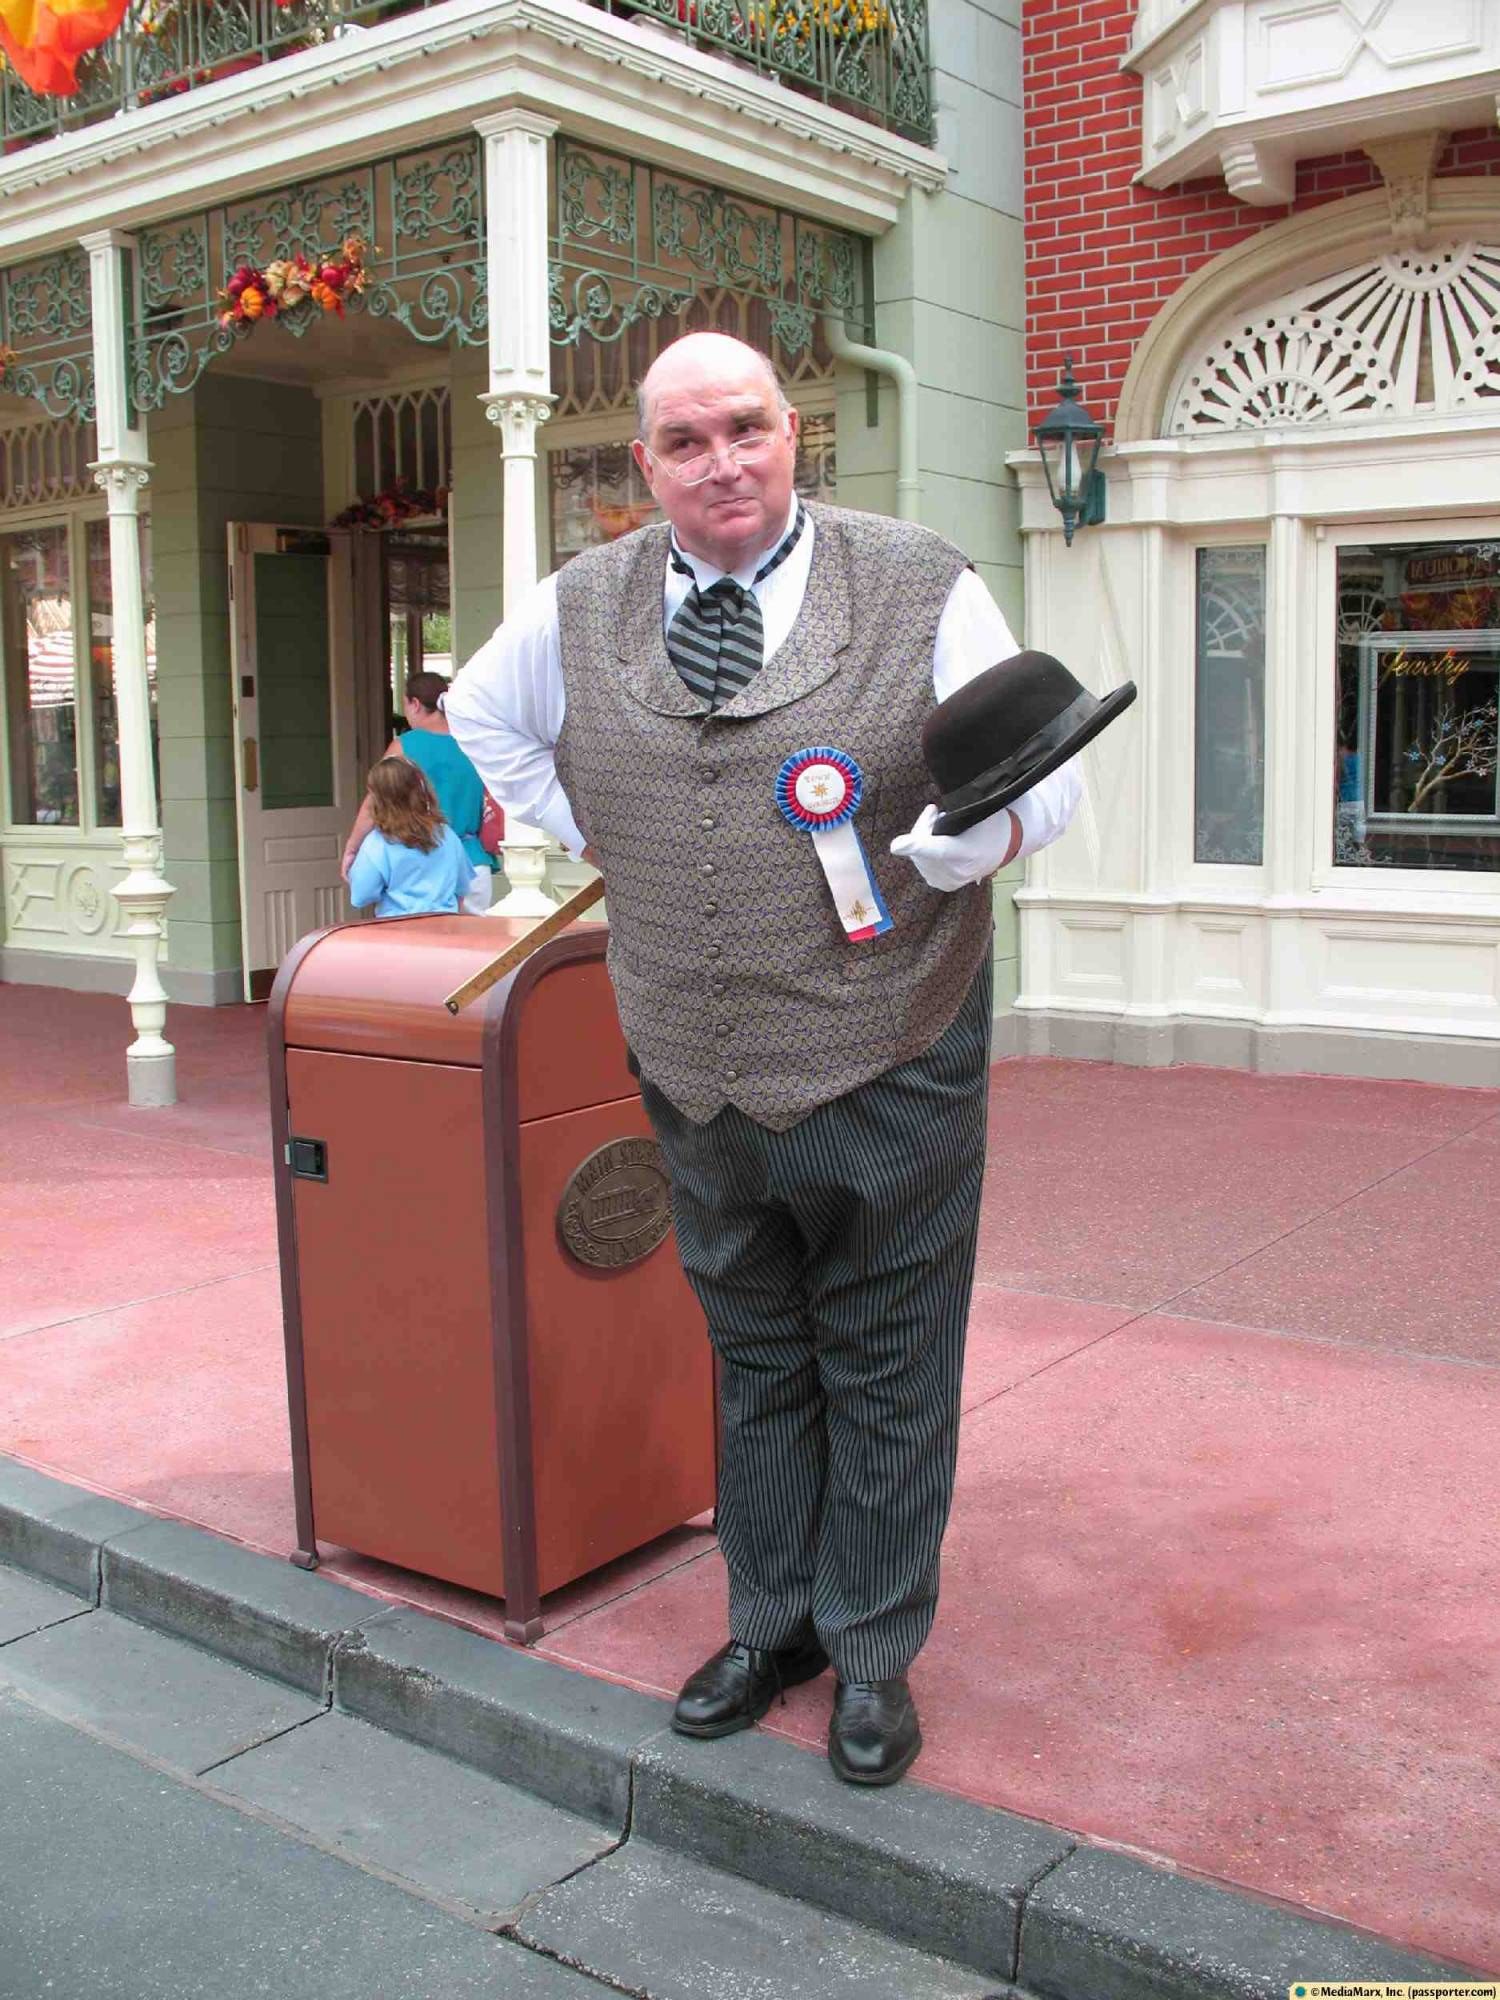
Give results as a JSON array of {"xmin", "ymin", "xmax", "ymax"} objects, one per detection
[{"xmin": 0, "ymin": 0, "xmax": 933, "ymax": 151}]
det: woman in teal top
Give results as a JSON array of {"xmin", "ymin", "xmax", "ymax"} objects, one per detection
[
  {"xmin": 341, "ymin": 670, "xmax": 498, "ymax": 905},
  {"xmin": 402, "ymin": 712, "xmax": 488, "ymax": 870}
]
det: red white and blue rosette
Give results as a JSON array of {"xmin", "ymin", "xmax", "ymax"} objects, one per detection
[{"xmin": 775, "ymin": 747, "xmax": 893, "ymax": 943}]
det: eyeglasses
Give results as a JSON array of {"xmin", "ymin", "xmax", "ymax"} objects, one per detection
[{"xmin": 644, "ymin": 430, "xmax": 781, "ymax": 487}]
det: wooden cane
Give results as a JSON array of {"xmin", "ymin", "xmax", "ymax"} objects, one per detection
[{"xmin": 442, "ymin": 876, "xmax": 606, "ymax": 1015}]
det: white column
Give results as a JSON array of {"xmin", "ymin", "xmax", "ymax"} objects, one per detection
[
  {"xmin": 1263, "ymin": 457, "xmax": 1310, "ymax": 1024},
  {"xmin": 84, "ymin": 228, "xmax": 176, "ymax": 1107},
  {"xmin": 476, "ymin": 107, "xmax": 560, "ymax": 917}
]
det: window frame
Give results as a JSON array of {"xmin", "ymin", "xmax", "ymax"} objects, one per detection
[
  {"xmin": 1314, "ymin": 513, "xmax": 1500, "ymax": 899},
  {"xmin": 0, "ymin": 494, "xmax": 155, "ymax": 841}
]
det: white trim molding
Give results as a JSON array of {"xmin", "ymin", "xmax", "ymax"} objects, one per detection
[
  {"xmin": 1124, "ymin": 0, "xmax": 1500, "ymax": 205},
  {"xmin": 0, "ymin": 0, "xmax": 945, "ymax": 258},
  {"xmin": 1114, "ymin": 179, "xmax": 1500, "ymax": 442}
]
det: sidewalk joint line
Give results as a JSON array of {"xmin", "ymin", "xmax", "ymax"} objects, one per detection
[
  {"xmin": 0, "ymin": 1261, "xmax": 281, "ymax": 1342},
  {"xmin": 1141, "ymin": 1114, "xmax": 1499, "ymax": 1319},
  {"xmin": 498, "ymin": 1926, "xmax": 649, "ymax": 1999},
  {"xmin": 537, "ymin": 1535, "xmax": 717, "ymax": 1637},
  {"xmin": 0, "ymin": 1603, "xmax": 95, "ymax": 1649},
  {"xmin": 194, "ymin": 1702, "xmax": 331, "ymax": 1780},
  {"xmin": 969, "ymin": 1112, "xmax": 1500, "ymax": 1408}
]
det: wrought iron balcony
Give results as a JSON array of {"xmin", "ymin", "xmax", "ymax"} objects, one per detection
[{"xmin": 0, "ymin": 0, "xmax": 933, "ymax": 152}]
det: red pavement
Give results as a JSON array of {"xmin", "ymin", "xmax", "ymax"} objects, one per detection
[{"xmin": 2, "ymin": 979, "xmax": 1498, "ymax": 1971}]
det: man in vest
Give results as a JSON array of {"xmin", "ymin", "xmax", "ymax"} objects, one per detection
[{"xmin": 447, "ymin": 332, "xmax": 1080, "ymax": 1786}]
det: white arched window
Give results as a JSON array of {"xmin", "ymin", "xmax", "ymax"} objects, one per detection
[{"xmin": 1167, "ymin": 243, "xmax": 1500, "ymax": 433}]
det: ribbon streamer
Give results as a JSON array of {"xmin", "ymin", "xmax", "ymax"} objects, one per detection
[{"xmin": 775, "ymin": 747, "xmax": 893, "ymax": 943}]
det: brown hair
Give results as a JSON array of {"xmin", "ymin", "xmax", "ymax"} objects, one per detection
[
  {"xmin": 368, "ymin": 756, "xmax": 444, "ymax": 852},
  {"xmin": 404, "ymin": 671, "xmax": 450, "ymax": 716}
]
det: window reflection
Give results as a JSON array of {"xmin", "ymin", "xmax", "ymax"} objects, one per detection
[
  {"xmin": 1194, "ymin": 546, "xmax": 1266, "ymax": 864},
  {"xmin": 1336, "ymin": 541, "xmax": 1500, "ymax": 872},
  {"xmin": 2, "ymin": 524, "xmax": 77, "ymax": 826}
]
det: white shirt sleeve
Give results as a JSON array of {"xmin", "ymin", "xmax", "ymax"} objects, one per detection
[
  {"xmin": 442, "ymin": 574, "xmax": 589, "ymax": 860},
  {"xmin": 893, "ymin": 568, "xmax": 1082, "ymax": 885}
]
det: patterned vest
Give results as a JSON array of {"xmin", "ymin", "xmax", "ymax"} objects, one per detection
[{"xmin": 554, "ymin": 503, "xmax": 994, "ymax": 1129}]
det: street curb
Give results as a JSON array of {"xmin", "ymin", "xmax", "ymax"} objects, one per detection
[
  {"xmin": 0, "ymin": 1458, "xmax": 1477, "ymax": 1995},
  {"xmin": 632, "ymin": 1726, "xmax": 1071, "ymax": 1980},
  {"xmin": 99, "ymin": 1515, "xmax": 384, "ymax": 1699},
  {"xmin": 1018, "ymin": 1846, "xmax": 1470, "ymax": 1998},
  {"xmin": 0, "ymin": 1457, "xmax": 152, "ymax": 1601},
  {"xmin": 333, "ymin": 1606, "xmax": 666, "ymax": 1829}
]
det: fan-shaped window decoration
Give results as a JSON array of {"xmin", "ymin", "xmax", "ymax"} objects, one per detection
[{"xmin": 1168, "ymin": 245, "xmax": 1500, "ymax": 434}]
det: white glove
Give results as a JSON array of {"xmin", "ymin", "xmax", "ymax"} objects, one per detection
[{"xmin": 889, "ymin": 802, "xmax": 1016, "ymax": 893}]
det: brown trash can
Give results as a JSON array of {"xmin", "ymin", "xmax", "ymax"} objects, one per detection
[{"xmin": 268, "ymin": 913, "xmax": 716, "ymax": 1643}]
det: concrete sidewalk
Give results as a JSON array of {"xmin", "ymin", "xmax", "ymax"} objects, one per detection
[{"xmin": 2, "ymin": 980, "xmax": 1498, "ymax": 1975}]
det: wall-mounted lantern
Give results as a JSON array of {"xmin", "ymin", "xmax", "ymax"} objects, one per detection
[{"xmin": 1034, "ymin": 356, "xmax": 1107, "ymax": 546}]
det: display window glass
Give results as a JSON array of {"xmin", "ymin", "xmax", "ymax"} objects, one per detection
[
  {"xmin": 2, "ymin": 523, "xmax": 77, "ymax": 826},
  {"xmin": 1194, "ymin": 545, "xmax": 1266, "ymax": 865},
  {"xmin": 1336, "ymin": 539, "xmax": 1500, "ymax": 872}
]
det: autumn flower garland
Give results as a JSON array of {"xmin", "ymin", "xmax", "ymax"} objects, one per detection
[{"xmin": 218, "ymin": 235, "xmax": 371, "ymax": 329}]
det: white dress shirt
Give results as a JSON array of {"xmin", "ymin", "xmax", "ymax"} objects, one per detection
[{"xmin": 445, "ymin": 502, "xmax": 1081, "ymax": 884}]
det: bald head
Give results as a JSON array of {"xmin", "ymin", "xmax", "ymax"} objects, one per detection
[
  {"xmin": 630, "ymin": 329, "xmax": 800, "ymax": 572},
  {"xmin": 636, "ymin": 332, "xmax": 788, "ymax": 440}
]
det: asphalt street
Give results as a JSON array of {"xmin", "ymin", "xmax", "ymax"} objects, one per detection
[{"xmin": 0, "ymin": 1560, "xmax": 1005, "ymax": 2000}]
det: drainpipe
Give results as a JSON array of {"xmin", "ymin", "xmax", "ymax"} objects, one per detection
[{"xmin": 821, "ymin": 316, "xmax": 920, "ymax": 522}]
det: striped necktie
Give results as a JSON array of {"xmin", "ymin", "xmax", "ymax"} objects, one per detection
[{"xmin": 666, "ymin": 505, "xmax": 806, "ymax": 711}]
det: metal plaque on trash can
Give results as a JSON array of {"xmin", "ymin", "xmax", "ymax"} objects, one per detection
[{"xmin": 558, "ymin": 1137, "xmax": 672, "ymax": 1269}]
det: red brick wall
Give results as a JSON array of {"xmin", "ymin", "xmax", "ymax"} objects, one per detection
[{"xmin": 1023, "ymin": 0, "xmax": 1500, "ymax": 432}]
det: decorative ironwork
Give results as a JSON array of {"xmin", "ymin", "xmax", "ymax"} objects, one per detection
[
  {"xmin": 551, "ymin": 284, "xmax": 838, "ymax": 420},
  {"xmin": 0, "ymin": 0, "xmax": 931, "ymax": 149},
  {"xmin": 1169, "ymin": 244, "xmax": 1500, "ymax": 434},
  {"xmin": 128, "ymin": 142, "xmax": 485, "ymax": 411},
  {"xmin": 0, "ymin": 250, "xmax": 96, "ymax": 422},
  {"xmin": 550, "ymin": 143, "xmax": 863, "ymax": 359}
]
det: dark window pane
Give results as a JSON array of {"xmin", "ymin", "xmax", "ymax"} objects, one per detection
[
  {"xmin": 2, "ymin": 524, "xmax": 77, "ymax": 826},
  {"xmin": 255, "ymin": 552, "xmax": 333, "ymax": 811},
  {"xmin": 1194, "ymin": 546, "xmax": 1266, "ymax": 864},
  {"xmin": 1336, "ymin": 541, "xmax": 1500, "ymax": 872}
]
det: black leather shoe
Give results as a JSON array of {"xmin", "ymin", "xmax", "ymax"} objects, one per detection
[
  {"xmin": 672, "ymin": 1632, "xmax": 829, "ymax": 1739},
  {"xmin": 827, "ymin": 1675, "xmax": 922, "ymax": 1786}
]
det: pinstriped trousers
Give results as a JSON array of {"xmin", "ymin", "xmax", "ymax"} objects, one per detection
[{"xmin": 640, "ymin": 957, "xmax": 992, "ymax": 1682}]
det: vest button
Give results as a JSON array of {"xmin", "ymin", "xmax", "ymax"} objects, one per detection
[
  {"xmin": 715, "ymin": 1022, "xmax": 731, "ymax": 1038},
  {"xmin": 706, "ymin": 943, "xmax": 722, "ymax": 958},
  {"xmin": 701, "ymin": 861, "xmax": 715, "ymax": 876},
  {"xmin": 705, "ymin": 901, "xmax": 719, "ymax": 917},
  {"xmin": 725, "ymin": 1067, "xmax": 739, "ymax": 1081},
  {"xmin": 710, "ymin": 980, "xmax": 726, "ymax": 997},
  {"xmin": 703, "ymin": 769, "xmax": 719, "ymax": 784},
  {"xmin": 701, "ymin": 815, "xmax": 715, "ymax": 831}
]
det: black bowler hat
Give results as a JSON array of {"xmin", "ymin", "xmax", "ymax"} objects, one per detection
[{"xmin": 925, "ymin": 649, "xmax": 1137, "ymax": 836}]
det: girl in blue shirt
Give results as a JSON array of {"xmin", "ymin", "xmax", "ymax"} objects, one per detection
[{"xmin": 347, "ymin": 758, "xmax": 473, "ymax": 919}]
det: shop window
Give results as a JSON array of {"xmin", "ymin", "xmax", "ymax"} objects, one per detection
[
  {"xmin": 1335, "ymin": 540, "xmax": 1500, "ymax": 873},
  {"xmin": 2, "ymin": 523, "xmax": 77, "ymax": 826},
  {"xmin": 1194, "ymin": 546, "xmax": 1266, "ymax": 865},
  {"xmin": 88, "ymin": 516, "xmax": 156, "ymax": 828},
  {"xmin": 549, "ymin": 410, "xmax": 838, "ymax": 566}
]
